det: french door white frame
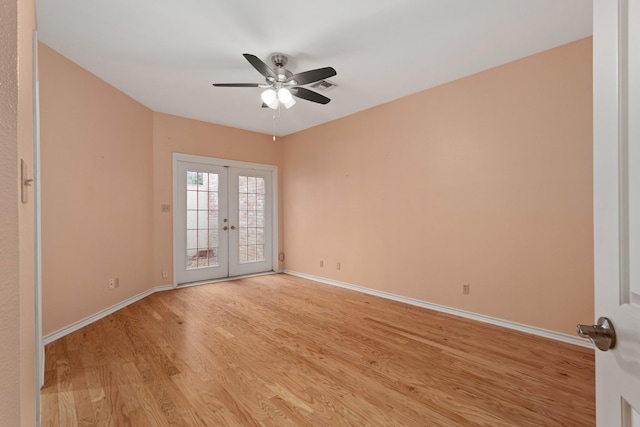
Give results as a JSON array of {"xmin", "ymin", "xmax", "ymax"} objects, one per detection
[
  {"xmin": 227, "ymin": 166, "xmax": 274, "ymax": 277},
  {"xmin": 175, "ymin": 161, "xmax": 230, "ymax": 283},
  {"xmin": 172, "ymin": 153, "xmax": 279, "ymax": 286}
]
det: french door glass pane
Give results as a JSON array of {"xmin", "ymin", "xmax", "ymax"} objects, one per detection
[
  {"xmin": 238, "ymin": 175, "xmax": 266, "ymax": 264},
  {"xmin": 186, "ymin": 171, "xmax": 220, "ymax": 270}
]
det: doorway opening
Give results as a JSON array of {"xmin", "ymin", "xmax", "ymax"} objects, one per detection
[{"xmin": 173, "ymin": 154, "xmax": 278, "ymax": 285}]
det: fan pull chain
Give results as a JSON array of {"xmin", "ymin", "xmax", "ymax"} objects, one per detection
[{"xmin": 272, "ymin": 110, "xmax": 277, "ymax": 141}]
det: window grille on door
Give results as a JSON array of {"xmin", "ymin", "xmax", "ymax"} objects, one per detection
[
  {"xmin": 186, "ymin": 172, "xmax": 220, "ymax": 269},
  {"xmin": 238, "ymin": 175, "xmax": 266, "ymax": 264}
]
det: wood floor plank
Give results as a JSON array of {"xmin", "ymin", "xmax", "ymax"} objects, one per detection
[
  {"xmin": 42, "ymin": 273, "xmax": 595, "ymax": 426},
  {"xmin": 57, "ymin": 390, "xmax": 78, "ymax": 426},
  {"xmin": 40, "ymin": 391, "xmax": 59, "ymax": 427},
  {"xmin": 118, "ymin": 362, "xmax": 170, "ymax": 427}
]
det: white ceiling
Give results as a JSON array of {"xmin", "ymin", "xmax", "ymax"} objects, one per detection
[{"xmin": 36, "ymin": 0, "xmax": 592, "ymax": 137}]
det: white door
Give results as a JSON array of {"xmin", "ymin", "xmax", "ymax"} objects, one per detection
[
  {"xmin": 592, "ymin": 0, "xmax": 640, "ymax": 425},
  {"xmin": 175, "ymin": 161, "xmax": 229, "ymax": 284},
  {"xmin": 228, "ymin": 167, "xmax": 273, "ymax": 277},
  {"xmin": 174, "ymin": 155, "xmax": 277, "ymax": 285}
]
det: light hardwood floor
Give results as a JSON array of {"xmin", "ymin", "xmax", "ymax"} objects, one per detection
[{"xmin": 41, "ymin": 273, "xmax": 595, "ymax": 426}]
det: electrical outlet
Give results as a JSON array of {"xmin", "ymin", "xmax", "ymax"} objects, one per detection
[
  {"xmin": 279, "ymin": 253, "xmax": 285, "ymax": 261},
  {"xmin": 337, "ymin": 262, "xmax": 341, "ymax": 270},
  {"xmin": 320, "ymin": 260, "xmax": 324, "ymax": 267},
  {"xmin": 462, "ymin": 283, "xmax": 470, "ymax": 294},
  {"xmin": 162, "ymin": 270, "xmax": 168, "ymax": 279},
  {"xmin": 109, "ymin": 278, "xmax": 120, "ymax": 289}
]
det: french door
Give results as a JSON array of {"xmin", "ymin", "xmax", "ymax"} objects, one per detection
[{"xmin": 173, "ymin": 154, "xmax": 276, "ymax": 285}]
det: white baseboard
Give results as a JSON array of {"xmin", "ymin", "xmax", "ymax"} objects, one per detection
[
  {"xmin": 43, "ymin": 271, "xmax": 282, "ymax": 345},
  {"xmin": 283, "ymin": 270, "xmax": 593, "ymax": 349},
  {"xmin": 43, "ymin": 272, "xmax": 592, "ymax": 350},
  {"xmin": 42, "ymin": 284, "xmax": 174, "ymax": 345}
]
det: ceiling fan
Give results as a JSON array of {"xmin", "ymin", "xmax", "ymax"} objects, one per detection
[{"xmin": 212, "ymin": 53, "xmax": 337, "ymax": 110}]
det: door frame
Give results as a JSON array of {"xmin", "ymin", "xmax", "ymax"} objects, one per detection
[
  {"xmin": 172, "ymin": 153, "xmax": 279, "ymax": 286},
  {"xmin": 33, "ymin": 30, "xmax": 43, "ymax": 426},
  {"xmin": 227, "ymin": 166, "xmax": 274, "ymax": 277},
  {"xmin": 174, "ymin": 161, "xmax": 230, "ymax": 284}
]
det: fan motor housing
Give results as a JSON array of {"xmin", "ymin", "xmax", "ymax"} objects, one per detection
[
  {"xmin": 271, "ymin": 54, "xmax": 293, "ymax": 82},
  {"xmin": 271, "ymin": 54, "xmax": 288, "ymax": 68}
]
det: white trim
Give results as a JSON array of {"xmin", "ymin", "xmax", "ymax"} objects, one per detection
[
  {"xmin": 173, "ymin": 153, "xmax": 278, "ymax": 171},
  {"xmin": 41, "ymin": 270, "xmax": 589, "ymax": 350},
  {"xmin": 283, "ymin": 270, "xmax": 594, "ymax": 349},
  {"xmin": 42, "ymin": 285, "xmax": 174, "ymax": 345},
  {"xmin": 173, "ymin": 154, "xmax": 180, "ymax": 287},
  {"xmin": 176, "ymin": 271, "xmax": 277, "ymax": 289},
  {"xmin": 33, "ymin": 30, "xmax": 43, "ymax": 427},
  {"xmin": 270, "ymin": 169, "xmax": 279, "ymax": 273},
  {"xmin": 42, "ymin": 272, "xmax": 280, "ymax": 345}
]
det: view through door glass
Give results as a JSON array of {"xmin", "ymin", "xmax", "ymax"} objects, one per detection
[
  {"xmin": 238, "ymin": 175, "xmax": 266, "ymax": 264},
  {"xmin": 186, "ymin": 171, "xmax": 221, "ymax": 270}
]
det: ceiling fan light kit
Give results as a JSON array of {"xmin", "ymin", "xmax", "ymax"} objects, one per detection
[
  {"xmin": 261, "ymin": 89, "xmax": 278, "ymax": 108},
  {"xmin": 277, "ymin": 87, "xmax": 293, "ymax": 103},
  {"xmin": 260, "ymin": 87, "xmax": 296, "ymax": 110},
  {"xmin": 213, "ymin": 53, "xmax": 336, "ymax": 110}
]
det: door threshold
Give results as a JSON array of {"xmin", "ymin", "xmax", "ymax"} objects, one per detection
[{"xmin": 176, "ymin": 271, "xmax": 279, "ymax": 289}]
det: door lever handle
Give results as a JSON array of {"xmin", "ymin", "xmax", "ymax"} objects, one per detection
[{"xmin": 576, "ymin": 317, "xmax": 616, "ymax": 351}]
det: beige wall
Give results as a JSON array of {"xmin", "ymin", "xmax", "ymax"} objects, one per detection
[
  {"xmin": 39, "ymin": 45, "xmax": 285, "ymax": 335},
  {"xmin": 0, "ymin": 0, "xmax": 23, "ymax": 421},
  {"xmin": 151, "ymin": 112, "xmax": 284, "ymax": 286},
  {"xmin": 39, "ymin": 38, "xmax": 593, "ymax": 340},
  {"xmin": 283, "ymin": 38, "xmax": 593, "ymax": 336},
  {"xmin": 40, "ymin": 44, "xmax": 155, "ymax": 335},
  {"xmin": 18, "ymin": 0, "xmax": 37, "ymax": 423},
  {"xmin": 0, "ymin": 0, "xmax": 37, "ymax": 423}
]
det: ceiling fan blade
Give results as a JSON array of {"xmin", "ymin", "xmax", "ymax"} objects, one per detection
[
  {"xmin": 212, "ymin": 83, "xmax": 261, "ymax": 87},
  {"xmin": 243, "ymin": 53, "xmax": 277, "ymax": 80},
  {"xmin": 287, "ymin": 67, "xmax": 336, "ymax": 85},
  {"xmin": 291, "ymin": 87, "xmax": 331, "ymax": 105}
]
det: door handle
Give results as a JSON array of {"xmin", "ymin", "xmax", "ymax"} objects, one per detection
[
  {"xmin": 576, "ymin": 317, "xmax": 616, "ymax": 351},
  {"xmin": 222, "ymin": 226, "xmax": 228, "ymax": 231},
  {"xmin": 230, "ymin": 225, "xmax": 237, "ymax": 230}
]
